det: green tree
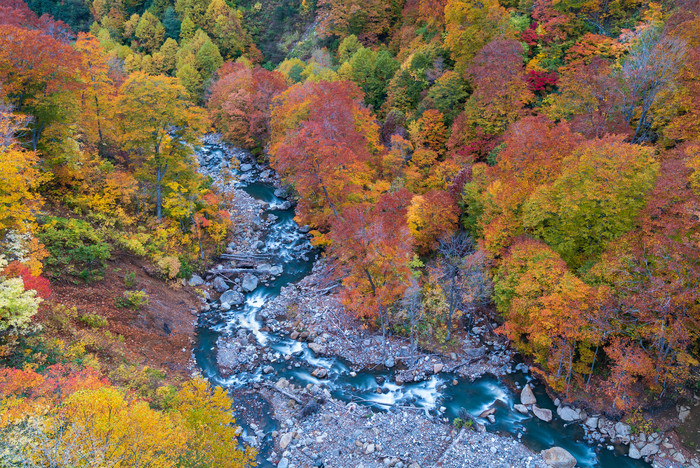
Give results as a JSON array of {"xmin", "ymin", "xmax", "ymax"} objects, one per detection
[
  {"xmin": 337, "ymin": 34, "xmax": 362, "ymax": 63},
  {"xmin": 425, "ymin": 71, "xmax": 468, "ymax": 123},
  {"xmin": 179, "ymin": 15, "xmax": 196, "ymax": 42},
  {"xmin": 523, "ymin": 136, "xmax": 659, "ymax": 268},
  {"xmin": 135, "ymin": 11, "xmax": 165, "ymax": 53},
  {"xmin": 159, "ymin": 38, "xmax": 179, "ymax": 75},
  {"xmin": 162, "ymin": 6, "xmax": 181, "ymax": 39}
]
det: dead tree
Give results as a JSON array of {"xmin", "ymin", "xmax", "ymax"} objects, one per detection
[
  {"xmin": 619, "ymin": 25, "xmax": 686, "ymax": 143},
  {"xmin": 437, "ymin": 232, "xmax": 492, "ymax": 342}
]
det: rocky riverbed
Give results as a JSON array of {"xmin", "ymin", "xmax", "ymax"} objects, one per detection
[
  {"xmin": 191, "ymin": 135, "xmax": 699, "ymax": 468},
  {"xmin": 260, "ymin": 378, "xmax": 546, "ymax": 468}
]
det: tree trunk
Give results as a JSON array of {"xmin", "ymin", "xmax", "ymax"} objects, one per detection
[{"xmin": 156, "ymin": 164, "xmax": 167, "ymax": 221}]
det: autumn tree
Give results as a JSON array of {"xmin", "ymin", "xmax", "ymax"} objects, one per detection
[
  {"xmin": 208, "ymin": 62, "xmax": 287, "ymax": 150},
  {"xmin": 269, "ymin": 80, "xmax": 382, "ymax": 233},
  {"xmin": 0, "ymin": 24, "xmax": 81, "ymax": 148},
  {"xmin": 494, "ymin": 239, "xmax": 598, "ymax": 392},
  {"xmin": 203, "ymin": 0, "xmax": 258, "ymax": 60},
  {"xmin": 329, "ymin": 190, "xmax": 414, "ymax": 336},
  {"xmin": 115, "ymin": 72, "xmax": 209, "ymax": 220},
  {"xmin": 135, "ymin": 11, "xmax": 165, "ymax": 53},
  {"xmin": 460, "ymin": 38, "xmax": 533, "ymax": 148},
  {"xmin": 74, "ymin": 33, "xmax": 114, "ymax": 149},
  {"xmin": 318, "ymin": 0, "xmax": 397, "ymax": 43},
  {"xmin": 547, "ymin": 57, "xmax": 629, "ymax": 138},
  {"xmin": 0, "ymin": 108, "xmax": 42, "ymax": 237},
  {"xmin": 0, "ymin": 255, "xmax": 43, "ymax": 336},
  {"xmin": 444, "ymin": 0, "xmax": 513, "ymax": 75},
  {"xmin": 664, "ymin": 12, "xmax": 700, "ymax": 143},
  {"xmin": 407, "ymin": 190, "xmax": 459, "ymax": 254}
]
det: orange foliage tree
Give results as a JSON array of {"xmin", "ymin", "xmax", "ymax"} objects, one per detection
[
  {"xmin": 209, "ymin": 61, "xmax": 287, "ymax": 151},
  {"xmin": 269, "ymin": 80, "xmax": 382, "ymax": 234},
  {"xmin": 329, "ymin": 190, "xmax": 414, "ymax": 333}
]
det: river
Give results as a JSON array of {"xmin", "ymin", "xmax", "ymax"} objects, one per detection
[{"xmin": 194, "ymin": 141, "xmax": 650, "ymax": 468}]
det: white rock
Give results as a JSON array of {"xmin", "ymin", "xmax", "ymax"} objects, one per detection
[
  {"xmin": 308, "ymin": 342, "xmax": 327, "ymax": 354},
  {"xmin": 639, "ymin": 443, "xmax": 659, "ymax": 457},
  {"xmin": 279, "ymin": 433, "xmax": 293, "ymax": 450},
  {"xmin": 220, "ymin": 289, "xmax": 245, "ymax": 306},
  {"xmin": 557, "ymin": 406, "xmax": 580, "ymax": 421},
  {"xmin": 614, "ymin": 422, "xmax": 631, "ymax": 437},
  {"xmin": 541, "ymin": 447, "xmax": 577, "ymax": 468},
  {"xmin": 521, "ymin": 384, "xmax": 537, "ymax": 405},
  {"xmin": 188, "ymin": 274, "xmax": 204, "ymax": 286},
  {"xmin": 514, "ymin": 404, "xmax": 529, "ymax": 414},
  {"xmin": 242, "ymin": 273, "xmax": 258, "ymax": 292},
  {"xmin": 628, "ymin": 445, "xmax": 641, "ymax": 459},
  {"xmin": 585, "ymin": 417, "xmax": 599, "ymax": 429},
  {"xmin": 533, "ymin": 405, "xmax": 553, "ymax": 422}
]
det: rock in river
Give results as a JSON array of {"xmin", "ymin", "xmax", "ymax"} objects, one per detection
[
  {"xmin": 628, "ymin": 444, "xmax": 641, "ymax": 459},
  {"xmin": 521, "ymin": 384, "xmax": 537, "ymax": 405},
  {"xmin": 541, "ymin": 447, "xmax": 577, "ymax": 468},
  {"xmin": 308, "ymin": 342, "xmax": 327, "ymax": 354},
  {"xmin": 242, "ymin": 273, "xmax": 258, "ymax": 292},
  {"xmin": 532, "ymin": 405, "xmax": 553, "ymax": 422},
  {"xmin": 557, "ymin": 406, "xmax": 580, "ymax": 421},
  {"xmin": 220, "ymin": 289, "xmax": 245, "ymax": 306}
]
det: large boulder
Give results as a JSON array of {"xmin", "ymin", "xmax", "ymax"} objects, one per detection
[
  {"xmin": 242, "ymin": 273, "xmax": 258, "ymax": 292},
  {"xmin": 557, "ymin": 406, "xmax": 581, "ymax": 422},
  {"xmin": 533, "ymin": 405, "xmax": 553, "ymax": 422},
  {"xmin": 639, "ymin": 443, "xmax": 659, "ymax": 457},
  {"xmin": 514, "ymin": 404, "xmax": 529, "ymax": 415},
  {"xmin": 220, "ymin": 289, "xmax": 245, "ymax": 306},
  {"xmin": 628, "ymin": 445, "xmax": 641, "ymax": 459},
  {"xmin": 188, "ymin": 274, "xmax": 204, "ymax": 286},
  {"xmin": 213, "ymin": 276, "xmax": 229, "ymax": 293},
  {"xmin": 614, "ymin": 422, "xmax": 631, "ymax": 438},
  {"xmin": 521, "ymin": 384, "xmax": 537, "ymax": 405},
  {"xmin": 541, "ymin": 447, "xmax": 577, "ymax": 468}
]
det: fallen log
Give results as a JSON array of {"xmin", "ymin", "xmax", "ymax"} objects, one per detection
[
  {"xmin": 261, "ymin": 382, "xmax": 304, "ymax": 404},
  {"xmin": 208, "ymin": 267, "xmax": 257, "ymax": 275}
]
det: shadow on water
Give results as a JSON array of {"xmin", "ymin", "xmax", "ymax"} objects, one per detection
[{"xmin": 194, "ymin": 143, "xmax": 650, "ymax": 468}]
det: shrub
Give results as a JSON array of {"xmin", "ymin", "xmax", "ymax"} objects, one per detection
[
  {"xmin": 124, "ymin": 271, "xmax": 137, "ymax": 288},
  {"xmin": 115, "ymin": 290, "xmax": 149, "ymax": 310},
  {"xmin": 78, "ymin": 313, "xmax": 108, "ymax": 329},
  {"xmin": 38, "ymin": 217, "xmax": 112, "ymax": 283},
  {"xmin": 155, "ymin": 255, "xmax": 180, "ymax": 279},
  {"xmin": 2, "ymin": 261, "xmax": 52, "ymax": 298}
]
